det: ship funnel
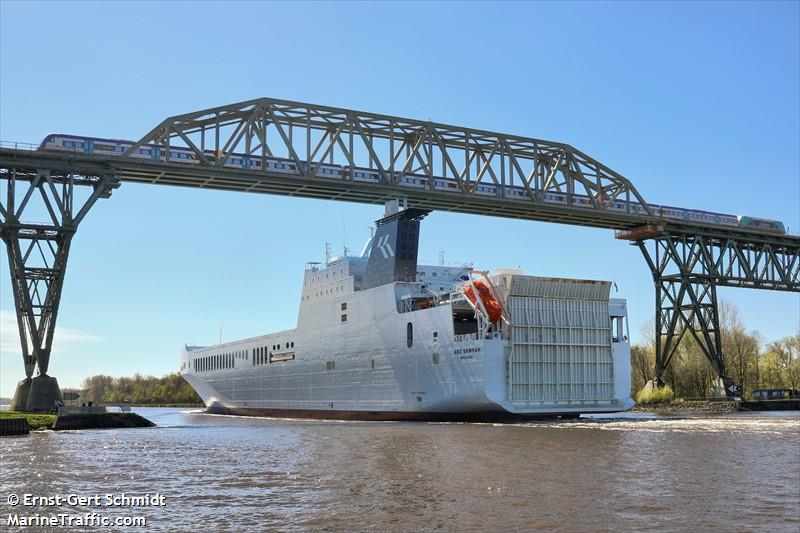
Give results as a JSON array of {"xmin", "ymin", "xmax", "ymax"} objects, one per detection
[{"xmin": 362, "ymin": 208, "xmax": 430, "ymax": 289}]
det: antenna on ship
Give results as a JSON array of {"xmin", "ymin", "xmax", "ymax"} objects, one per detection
[
  {"xmin": 325, "ymin": 242, "xmax": 332, "ymax": 265},
  {"xmin": 219, "ymin": 322, "xmax": 224, "ymax": 344},
  {"xmin": 342, "ymin": 209, "xmax": 347, "ymax": 258},
  {"xmin": 439, "ymin": 250, "xmax": 445, "ymax": 266}
]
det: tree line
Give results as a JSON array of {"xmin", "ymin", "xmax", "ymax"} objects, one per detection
[
  {"xmin": 631, "ymin": 300, "xmax": 800, "ymax": 399},
  {"xmin": 77, "ymin": 373, "xmax": 202, "ymax": 405}
]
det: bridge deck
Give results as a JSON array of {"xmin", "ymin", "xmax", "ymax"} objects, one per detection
[{"xmin": 2, "ymin": 147, "xmax": 798, "ymax": 246}]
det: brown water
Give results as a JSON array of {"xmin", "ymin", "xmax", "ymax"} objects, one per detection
[{"xmin": 1, "ymin": 408, "xmax": 798, "ymax": 532}]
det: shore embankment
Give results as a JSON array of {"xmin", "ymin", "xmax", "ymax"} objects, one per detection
[
  {"xmin": 0, "ymin": 411, "xmax": 55, "ymax": 431},
  {"xmin": 0, "ymin": 411, "xmax": 154, "ymax": 435},
  {"xmin": 631, "ymin": 400, "xmax": 740, "ymax": 416}
]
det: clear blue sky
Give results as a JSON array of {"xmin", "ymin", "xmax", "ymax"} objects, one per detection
[{"xmin": 1, "ymin": 1, "xmax": 798, "ymax": 397}]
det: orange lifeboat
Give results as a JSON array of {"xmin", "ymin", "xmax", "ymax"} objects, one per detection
[{"xmin": 464, "ymin": 279, "xmax": 502, "ymax": 324}]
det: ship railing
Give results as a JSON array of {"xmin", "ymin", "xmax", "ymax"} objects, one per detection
[
  {"xmin": 453, "ymin": 333, "xmax": 480, "ymax": 342},
  {"xmin": 454, "ymin": 331, "xmax": 504, "ymax": 343}
]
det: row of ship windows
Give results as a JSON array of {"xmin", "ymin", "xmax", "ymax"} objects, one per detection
[
  {"xmin": 305, "ymin": 285, "xmax": 346, "ymax": 299},
  {"xmin": 305, "ymin": 268, "xmax": 348, "ymax": 285},
  {"xmin": 195, "ymin": 352, "xmax": 236, "ymax": 372},
  {"xmin": 194, "ymin": 343, "xmax": 294, "ymax": 372},
  {"xmin": 195, "ymin": 323, "xmax": 441, "ymax": 372},
  {"xmin": 253, "ymin": 345, "xmax": 295, "ymax": 365},
  {"xmin": 195, "ymin": 329, "xmax": 440, "ymax": 373}
]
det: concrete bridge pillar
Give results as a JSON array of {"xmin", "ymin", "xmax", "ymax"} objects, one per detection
[
  {"xmin": 25, "ymin": 375, "xmax": 63, "ymax": 412},
  {"xmin": 10, "ymin": 377, "xmax": 32, "ymax": 411}
]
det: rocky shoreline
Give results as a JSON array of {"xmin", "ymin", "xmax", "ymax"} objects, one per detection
[{"xmin": 631, "ymin": 400, "xmax": 740, "ymax": 416}]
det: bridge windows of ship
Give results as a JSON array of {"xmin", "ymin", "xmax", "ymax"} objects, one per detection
[
  {"xmin": 407, "ymin": 322, "xmax": 413, "ymax": 347},
  {"xmin": 341, "ymin": 313, "xmax": 348, "ymax": 322}
]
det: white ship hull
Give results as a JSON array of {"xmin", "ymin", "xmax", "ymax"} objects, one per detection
[
  {"xmin": 180, "ymin": 270, "xmax": 634, "ymax": 421},
  {"xmin": 181, "ymin": 208, "xmax": 632, "ymax": 420}
]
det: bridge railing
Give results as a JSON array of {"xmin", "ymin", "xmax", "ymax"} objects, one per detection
[{"xmin": 0, "ymin": 140, "xmax": 38, "ymax": 151}]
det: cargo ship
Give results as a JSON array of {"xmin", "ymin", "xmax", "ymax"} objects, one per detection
[{"xmin": 180, "ymin": 205, "xmax": 633, "ymax": 420}]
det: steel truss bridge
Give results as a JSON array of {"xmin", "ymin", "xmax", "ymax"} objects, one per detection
[{"xmin": 1, "ymin": 97, "xmax": 798, "ymax": 409}]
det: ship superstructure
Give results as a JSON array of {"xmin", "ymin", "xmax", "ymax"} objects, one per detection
[{"xmin": 180, "ymin": 205, "xmax": 633, "ymax": 420}]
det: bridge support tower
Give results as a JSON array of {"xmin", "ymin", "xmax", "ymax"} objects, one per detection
[
  {"xmin": 1, "ymin": 164, "xmax": 118, "ymax": 412},
  {"xmin": 619, "ymin": 225, "xmax": 800, "ymax": 398}
]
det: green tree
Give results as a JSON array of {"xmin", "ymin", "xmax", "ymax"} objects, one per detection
[
  {"xmin": 79, "ymin": 373, "xmax": 202, "ymax": 405},
  {"xmin": 766, "ymin": 334, "xmax": 800, "ymax": 391},
  {"xmin": 631, "ymin": 300, "xmax": 793, "ymax": 400}
]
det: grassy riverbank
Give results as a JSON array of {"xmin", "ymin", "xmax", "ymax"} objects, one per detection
[
  {"xmin": 0, "ymin": 411, "xmax": 155, "ymax": 431},
  {"xmin": 0, "ymin": 411, "xmax": 55, "ymax": 430}
]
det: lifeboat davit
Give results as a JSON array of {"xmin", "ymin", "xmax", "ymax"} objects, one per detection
[{"xmin": 464, "ymin": 279, "xmax": 502, "ymax": 324}]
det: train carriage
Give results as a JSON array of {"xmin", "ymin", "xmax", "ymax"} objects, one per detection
[{"xmin": 37, "ymin": 133, "xmax": 786, "ymax": 235}]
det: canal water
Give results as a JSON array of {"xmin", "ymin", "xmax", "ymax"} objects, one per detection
[{"xmin": 1, "ymin": 408, "xmax": 798, "ymax": 531}]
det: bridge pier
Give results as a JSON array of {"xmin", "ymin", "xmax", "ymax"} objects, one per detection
[
  {"xmin": 0, "ymin": 166, "xmax": 118, "ymax": 412},
  {"xmin": 618, "ymin": 225, "xmax": 798, "ymax": 398},
  {"xmin": 10, "ymin": 377, "xmax": 31, "ymax": 411},
  {"xmin": 631, "ymin": 230, "xmax": 739, "ymax": 397}
]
